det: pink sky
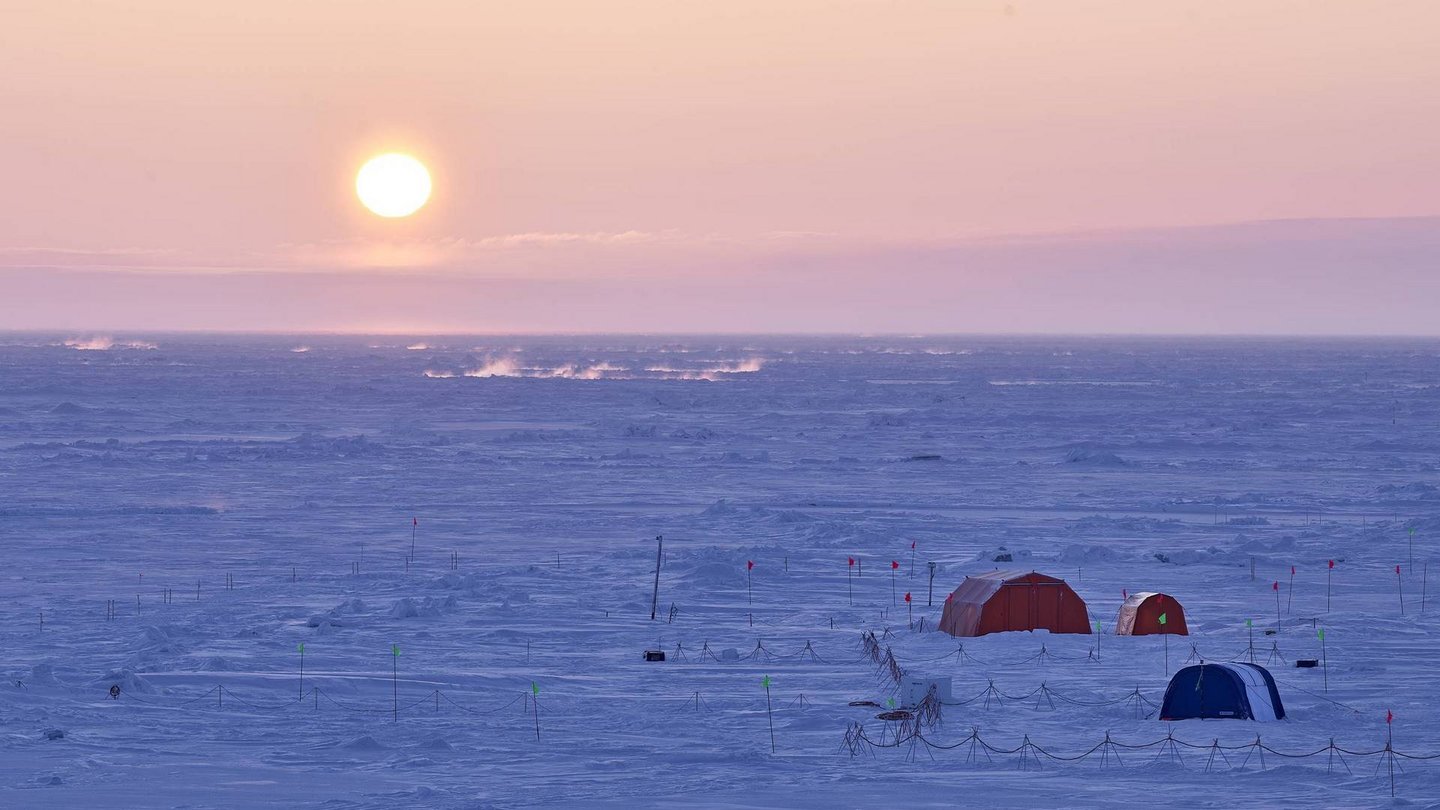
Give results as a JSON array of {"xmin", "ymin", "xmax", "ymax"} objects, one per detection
[{"xmin": 4, "ymin": 1, "xmax": 1437, "ymax": 333}]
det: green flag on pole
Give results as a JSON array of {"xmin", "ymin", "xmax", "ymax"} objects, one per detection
[
  {"xmin": 761, "ymin": 675, "xmax": 770, "ymax": 688},
  {"xmin": 1245, "ymin": 618, "xmax": 1252, "ymax": 628},
  {"xmin": 1094, "ymin": 620, "xmax": 1101, "ymax": 632},
  {"xmin": 532, "ymin": 682, "xmax": 539, "ymax": 695},
  {"xmin": 298, "ymin": 643, "xmax": 304, "ymax": 653},
  {"xmin": 1318, "ymin": 628, "xmax": 1325, "ymax": 640},
  {"xmin": 887, "ymin": 697, "xmax": 895, "ymax": 708},
  {"xmin": 392, "ymin": 644, "xmax": 399, "ymax": 656}
]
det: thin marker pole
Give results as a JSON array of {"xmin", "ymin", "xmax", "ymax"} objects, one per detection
[
  {"xmin": 650, "ymin": 536, "xmax": 663, "ymax": 621},
  {"xmin": 1396, "ymin": 565, "xmax": 1405, "ymax": 615},
  {"xmin": 762, "ymin": 676, "xmax": 776, "ymax": 754},
  {"xmin": 1319, "ymin": 628, "xmax": 1327, "ymax": 692},
  {"xmin": 1273, "ymin": 582, "xmax": 1281, "ymax": 634},
  {"xmin": 391, "ymin": 644, "xmax": 399, "ymax": 722}
]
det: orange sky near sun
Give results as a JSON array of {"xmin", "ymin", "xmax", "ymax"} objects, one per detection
[{"xmin": 3, "ymin": 1, "xmax": 1438, "ymax": 332}]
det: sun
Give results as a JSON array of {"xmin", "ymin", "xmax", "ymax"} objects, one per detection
[{"xmin": 355, "ymin": 153, "xmax": 432, "ymax": 218}]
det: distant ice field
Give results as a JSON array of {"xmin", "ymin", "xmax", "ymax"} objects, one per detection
[{"xmin": 1, "ymin": 334, "xmax": 1438, "ymax": 808}]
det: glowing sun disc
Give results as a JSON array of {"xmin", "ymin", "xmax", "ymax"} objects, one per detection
[{"xmin": 356, "ymin": 153, "xmax": 431, "ymax": 218}]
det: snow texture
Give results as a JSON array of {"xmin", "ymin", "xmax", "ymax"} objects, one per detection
[{"xmin": 1, "ymin": 334, "xmax": 1438, "ymax": 808}]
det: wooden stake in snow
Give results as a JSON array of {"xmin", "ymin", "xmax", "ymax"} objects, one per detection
[
  {"xmin": 1326, "ymin": 559, "xmax": 1334, "ymax": 612},
  {"xmin": 298, "ymin": 643, "xmax": 305, "ymax": 698},
  {"xmin": 927, "ymin": 561, "xmax": 936, "ymax": 606},
  {"xmin": 747, "ymin": 560, "xmax": 754, "ymax": 606},
  {"xmin": 1318, "ymin": 628, "xmax": 1327, "ymax": 692},
  {"xmin": 410, "ymin": 516, "xmax": 417, "ymax": 563},
  {"xmin": 649, "ymin": 536, "xmax": 663, "ymax": 621},
  {"xmin": 1286, "ymin": 566, "xmax": 1295, "ymax": 614},
  {"xmin": 762, "ymin": 675, "xmax": 776, "ymax": 753},
  {"xmin": 909, "ymin": 541, "xmax": 916, "ymax": 578},
  {"xmin": 890, "ymin": 560, "xmax": 899, "ymax": 605},
  {"xmin": 905, "ymin": 592, "xmax": 912, "ymax": 628},
  {"xmin": 1396, "ymin": 564, "xmax": 1404, "ymax": 615},
  {"xmin": 531, "ymin": 682, "xmax": 540, "ymax": 740},
  {"xmin": 847, "ymin": 557, "xmax": 854, "ymax": 606}
]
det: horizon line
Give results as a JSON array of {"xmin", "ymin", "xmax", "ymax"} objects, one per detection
[{"xmin": 4, "ymin": 328, "xmax": 1440, "ymax": 340}]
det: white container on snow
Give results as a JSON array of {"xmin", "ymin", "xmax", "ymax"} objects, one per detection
[{"xmin": 901, "ymin": 675, "xmax": 952, "ymax": 708}]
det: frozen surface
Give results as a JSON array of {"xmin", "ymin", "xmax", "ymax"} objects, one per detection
[{"xmin": 2, "ymin": 334, "xmax": 1439, "ymax": 808}]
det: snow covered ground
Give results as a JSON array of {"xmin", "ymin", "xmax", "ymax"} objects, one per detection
[{"xmin": 2, "ymin": 334, "xmax": 1439, "ymax": 808}]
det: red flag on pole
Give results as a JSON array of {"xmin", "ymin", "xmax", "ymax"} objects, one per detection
[
  {"xmin": 1387, "ymin": 709, "xmax": 1394, "ymax": 724},
  {"xmin": 1272, "ymin": 581, "xmax": 1279, "ymax": 591},
  {"xmin": 1328, "ymin": 559, "xmax": 1334, "ymax": 569},
  {"xmin": 910, "ymin": 541, "xmax": 916, "ymax": 550},
  {"xmin": 904, "ymin": 592, "xmax": 911, "ymax": 603},
  {"xmin": 1397, "ymin": 565, "xmax": 1402, "ymax": 575},
  {"xmin": 848, "ymin": 557, "xmax": 855, "ymax": 567},
  {"xmin": 413, "ymin": 517, "xmax": 418, "ymax": 526},
  {"xmin": 891, "ymin": 560, "xmax": 899, "ymax": 570},
  {"xmin": 747, "ymin": 560, "xmax": 754, "ymax": 571},
  {"xmin": 1291, "ymin": 565, "xmax": 1295, "ymax": 576}
]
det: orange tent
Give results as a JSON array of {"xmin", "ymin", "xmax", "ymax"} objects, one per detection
[
  {"xmin": 1114, "ymin": 592, "xmax": 1188, "ymax": 636},
  {"xmin": 938, "ymin": 571, "xmax": 1092, "ymax": 638}
]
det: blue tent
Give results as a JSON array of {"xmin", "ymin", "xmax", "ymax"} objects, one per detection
[{"xmin": 1159, "ymin": 662, "xmax": 1285, "ymax": 721}]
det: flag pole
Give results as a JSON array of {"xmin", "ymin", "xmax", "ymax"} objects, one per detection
[{"xmin": 1274, "ymin": 581, "xmax": 1281, "ymax": 633}]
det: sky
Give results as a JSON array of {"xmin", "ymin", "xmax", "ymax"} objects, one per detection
[{"xmin": 3, "ymin": 1, "xmax": 1437, "ymax": 334}]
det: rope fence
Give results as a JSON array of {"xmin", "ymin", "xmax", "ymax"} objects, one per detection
[{"xmin": 842, "ymin": 724, "xmax": 1435, "ymax": 796}]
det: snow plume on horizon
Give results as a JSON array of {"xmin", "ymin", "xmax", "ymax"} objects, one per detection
[
  {"xmin": 63, "ymin": 336, "xmax": 158, "ymax": 351},
  {"xmin": 644, "ymin": 357, "xmax": 766, "ymax": 380},
  {"xmin": 290, "ymin": 345, "xmax": 311, "ymax": 353},
  {"xmin": 461, "ymin": 357, "xmax": 628, "ymax": 379},
  {"xmin": 462, "ymin": 357, "xmax": 523, "ymax": 378},
  {"xmin": 424, "ymin": 356, "xmax": 762, "ymax": 381}
]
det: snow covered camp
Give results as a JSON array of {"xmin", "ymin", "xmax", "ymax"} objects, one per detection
[
  {"xmin": 4, "ymin": 335, "xmax": 1440, "ymax": 809},
  {"xmin": 938, "ymin": 571, "xmax": 1091, "ymax": 637},
  {"xmin": 1160, "ymin": 663, "xmax": 1286, "ymax": 721},
  {"xmin": 1115, "ymin": 591, "xmax": 1189, "ymax": 635}
]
